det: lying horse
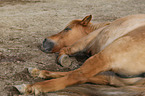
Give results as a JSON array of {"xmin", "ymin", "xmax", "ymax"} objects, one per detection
[{"xmin": 15, "ymin": 14, "xmax": 145, "ymax": 95}]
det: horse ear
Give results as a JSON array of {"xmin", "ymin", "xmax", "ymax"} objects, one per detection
[{"xmin": 80, "ymin": 15, "xmax": 92, "ymax": 26}]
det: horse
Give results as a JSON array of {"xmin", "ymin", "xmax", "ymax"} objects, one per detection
[{"xmin": 15, "ymin": 14, "xmax": 145, "ymax": 95}]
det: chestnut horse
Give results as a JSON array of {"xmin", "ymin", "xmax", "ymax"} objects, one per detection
[{"xmin": 15, "ymin": 14, "xmax": 145, "ymax": 95}]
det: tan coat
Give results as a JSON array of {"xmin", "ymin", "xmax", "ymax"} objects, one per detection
[{"xmin": 15, "ymin": 14, "xmax": 145, "ymax": 95}]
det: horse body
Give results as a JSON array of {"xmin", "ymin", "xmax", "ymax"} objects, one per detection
[
  {"xmin": 103, "ymin": 25, "xmax": 145, "ymax": 75},
  {"xmin": 89, "ymin": 14, "xmax": 145, "ymax": 55},
  {"xmin": 15, "ymin": 14, "xmax": 145, "ymax": 95},
  {"xmin": 86, "ymin": 14, "xmax": 145, "ymax": 77}
]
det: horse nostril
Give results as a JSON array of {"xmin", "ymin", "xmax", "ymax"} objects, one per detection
[{"xmin": 42, "ymin": 39, "xmax": 54, "ymax": 52}]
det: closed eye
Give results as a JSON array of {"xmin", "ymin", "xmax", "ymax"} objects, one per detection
[{"xmin": 64, "ymin": 27, "xmax": 71, "ymax": 31}]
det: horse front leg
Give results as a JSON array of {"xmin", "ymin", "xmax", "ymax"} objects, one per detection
[
  {"xmin": 15, "ymin": 69, "xmax": 88, "ymax": 95},
  {"xmin": 28, "ymin": 68, "xmax": 72, "ymax": 79},
  {"xmin": 15, "ymin": 52, "xmax": 111, "ymax": 95}
]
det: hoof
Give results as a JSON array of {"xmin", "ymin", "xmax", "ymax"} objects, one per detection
[
  {"xmin": 58, "ymin": 55, "xmax": 71, "ymax": 67},
  {"xmin": 14, "ymin": 84, "xmax": 27, "ymax": 94},
  {"xmin": 27, "ymin": 67, "xmax": 40, "ymax": 77}
]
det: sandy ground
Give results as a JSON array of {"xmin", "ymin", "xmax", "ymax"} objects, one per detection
[{"xmin": 0, "ymin": 0, "xmax": 145, "ymax": 96}]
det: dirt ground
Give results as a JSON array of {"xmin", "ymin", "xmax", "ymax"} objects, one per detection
[{"xmin": 0, "ymin": 0, "xmax": 145, "ymax": 96}]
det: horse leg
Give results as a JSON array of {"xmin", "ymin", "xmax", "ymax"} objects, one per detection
[
  {"xmin": 15, "ymin": 52, "xmax": 111, "ymax": 95},
  {"xmin": 87, "ymin": 72, "xmax": 134, "ymax": 87},
  {"xmin": 28, "ymin": 68, "xmax": 72, "ymax": 79},
  {"xmin": 58, "ymin": 26, "xmax": 106, "ymax": 67},
  {"xmin": 28, "ymin": 68, "xmax": 129, "ymax": 86},
  {"xmin": 87, "ymin": 74, "xmax": 110, "ymax": 85}
]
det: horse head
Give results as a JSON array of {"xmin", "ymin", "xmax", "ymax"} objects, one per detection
[{"xmin": 42, "ymin": 15, "xmax": 93, "ymax": 53}]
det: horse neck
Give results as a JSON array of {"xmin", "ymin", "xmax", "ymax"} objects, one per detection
[
  {"xmin": 85, "ymin": 22, "xmax": 111, "ymax": 55},
  {"xmin": 86, "ymin": 22, "xmax": 111, "ymax": 34}
]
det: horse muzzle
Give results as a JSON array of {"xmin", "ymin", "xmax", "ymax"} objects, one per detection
[{"xmin": 41, "ymin": 38, "xmax": 55, "ymax": 53}]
